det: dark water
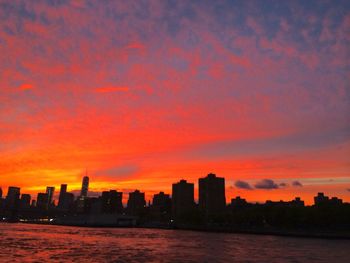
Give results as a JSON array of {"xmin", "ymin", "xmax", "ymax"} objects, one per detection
[{"xmin": 0, "ymin": 223, "xmax": 349, "ymax": 262}]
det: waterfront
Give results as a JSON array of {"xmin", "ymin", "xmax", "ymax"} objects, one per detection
[{"xmin": 1, "ymin": 223, "xmax": 350, "ymax": 262}]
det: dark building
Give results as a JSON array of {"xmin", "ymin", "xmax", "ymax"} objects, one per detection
[
  {"xmin": 5, "ymin": 186, "xmax": 20, "ymax": 209},
  {"xmin": 57, "ymin": 184, "xmax": 74, "ymax": 211},
  {"xmin": 314, "ymin": 192, "xmax": 329, "ymax": 206},
  {"xmin": 58, "ymin": 184, "xmax": 67, "ymax": 208},
  {"xmin": 127, "ymin": 190, "xmax": 146, "ymax": 215},
  {"xmin": 199, "ymin": 173, "xmax": 226, "ymax": 217},
  {"xmin": 172, "ymin": 180, "xmax": 194, "ymax": 221},
  {"xmin": 0, "ymin": 187, "xmax": 2, "ymax": 198},
  {"xmin": 76, "ymin": 176, "xmax": 89, "ymax": 213},
  {"xmin": 330, "ymin": 197, "xmax": 343, "ymax": 205},
  {"xmin": 36, "ymin": 193, "xmax": 49, "ymax": 210},
  {"xmin": 81, "ymin": 176, "xmax": 89, "ymax": 198},
  {"xmin": 76, "ymin": 196, "xmax": 87, "ymax": 213},
  {"xmin": 153, "ymin": 192, "xmax": 171, "ymax": 212},
  {"xmin": 20, "ymin": 194, "xmax": 31, "ymax": 208},
  {"xmin": 31, "ymin": 200, "xmax": 37, "ymax": 207},
  {"xmin": 231, "ymin": 196, "xmax": 248, "ymax": 208},
  {"xmin": 60, "ymin": 193, "xmax": 74, "ymax": 211},
  {"xmin": 151, "ymin": 192, "xmax": 171, "ymax": 221},
  {"xmin": 314, "ymin": 193, "xmax": 343, "ymax": 206},
  {"xmin": 101, "ymin": 190, "xmax": 123, "ymax": 214},
  {"xmin": 46, "ymin": 186, "xmax": 55, "ymax": 207},
  {"xmin": 290, "ymin": 197, "xmax": 305, "ymax": 207}
]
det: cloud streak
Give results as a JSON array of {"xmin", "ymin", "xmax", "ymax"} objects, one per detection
[
  {"xmin": 254, "ymin": 179, "xmax": 279, "ymax": 190},
  {"xmin": 292, "ymin": 180, "xmax": 303, "ymax": 187},
  {"xmin": 234, "ymin": 180, "xmax": 253, "ymax": 190}
]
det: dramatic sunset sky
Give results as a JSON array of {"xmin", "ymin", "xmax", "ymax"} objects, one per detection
[{"xmin": 0, "ymin": 0, "xmax": 349, "ymax": 204}]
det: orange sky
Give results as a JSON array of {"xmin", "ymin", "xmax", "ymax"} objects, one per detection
[{"xmin": 0, "ymin": 1, "xmax": 349, "ymax": 205}]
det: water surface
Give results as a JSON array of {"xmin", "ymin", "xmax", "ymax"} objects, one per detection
[{"xmin": 0, "ymin": 223, "xmax": 349, "ymax": 262}]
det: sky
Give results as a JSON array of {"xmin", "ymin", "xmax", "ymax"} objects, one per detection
[{"xmin": 0, "ymin": 0, "xmax": 349, "ymax": 205}]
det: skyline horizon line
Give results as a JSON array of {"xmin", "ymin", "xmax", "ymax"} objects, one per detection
[{"xmin": 2, "ymin": 173, "xmax": 349, "ymax": 206}]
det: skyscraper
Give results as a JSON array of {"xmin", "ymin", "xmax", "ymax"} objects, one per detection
[
  {"xmin": 152, "ymin": 191, "xmax": 171, "ymax": 215},
  {"xmin": 81, "ymin": 176, "xmax": 89, "ymax": 198},
  {"xmin": 61, "ymin": 193, "xmax": 74, "ymax": 211},
  {"xmin": 5, "ymin": 186, "xmax": 20, "ymax": 209},
  {"xmin": 0, "ymin": 187, "xmax": 2, "ymax": 198},
  {"xmin": 46, "ymin": 186, "xmax": 55, "ymax": 207},
  {"xmin": 199, "ymin": 173, "xmax": 226, "ymax": 217},
  {"xmin": 127, "ymin": 190, "xmax": 146, "ymax": 215},
  {"xmin": 314, "ymin": 192, "xmax": 329, "ymax": 206},
  {"xmin": 37, "ymin": 193, "xmax": 49, "ymax": 210},
  {"xmin": 20, "ymin": 194, "xmax": 31, "ymax": 208},
  {"xmin": 101, "ymin": 190, "xmax": 123, "ymax": 214},
  {"xmin": 58, "ymin": 184, "xmax": 67, "ymax": 208},
  {"xmin": 172, "ymin": 180, "xmax": 194, "ymax": 221}
]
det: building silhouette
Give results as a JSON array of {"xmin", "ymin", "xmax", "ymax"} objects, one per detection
[
  {"xmin": 62, "ymin": 192, "xmax": 74, "ymax": 211},
  {"xmin": 46, "ymin": 187, "xmax": 55, "ymax": 207},
  {"xmin": 81, "ymin": 176, "xmax": 89, "ymax": 198},
  {"xmin": 314, "ymin": 192, "xmax": 329, "ymax": 205},
  {"xmin": 36, "ymin": 193, "xmax": 49, "ymax": 210},
  {"xmin": 57, "ymin": 183, "xmax": 74, "ymax": 211},
  {"xmin": 330, "ymin": 197, "xmax": 343, "ymax": 205},
  {"xmin": 314, "ymin": 193, "xmax": 343, "ymax": 206},
  {"xmin": 5, "ymin": 186, "xmax": 20, "ymax": 209},
  {"xmin": 76, "ymin": 176, "xmax": 90, "ymax": 213},
  {"xmin": 127, "ymin": 190, "xmax": 146, "ymax": 215},
  {"xmin": 199, "ymin": 173, "xmax": 226, "ymax": 218},
  {"xmin": 153, "ymin": 192, "xmax": 171, "ymax": 212},
  {"xmin": 290, "ymin": 197, "xmax": 305, "ymax": 207},
  {"xmin": 0, "ymin": 187, "xmax": 2, "ymax": 198},
  {"xmin": 101, "ymin": 190, "xmax": 123, "ymax": 214},
  {"xmin": 58, "ymin": 184, "xmax": 67, "ymax": 208},
  {"xmin": 172, "ymin": 180, "xmax": 194, "ymax": 221},
  {"xmin": 20, "ymin": 194, "xmax": 31, "ymax": 209},
  {"xmin": 231, "ymin": 196, "xmax": 248, "ymax": 208}
]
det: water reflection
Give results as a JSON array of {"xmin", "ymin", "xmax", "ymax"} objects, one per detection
[{"xmin": 1, "ymin": 223, "xmax": 349, "ymax": 262}]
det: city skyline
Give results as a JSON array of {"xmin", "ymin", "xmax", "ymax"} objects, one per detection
[
  {"xmin": 1, "ymin": 1, "xmax": 349, "ymax": 205},
  {"xmin": 2, "ymin": 173, "xmax": 347, "ymax": 239},
  {"xmin": 0, "ymin": 173, "xmax": 346, "ymax": 207}
]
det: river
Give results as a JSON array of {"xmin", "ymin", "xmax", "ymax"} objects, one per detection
[{"xmin": 0, "ymin": 223, "xmax": 349, "ymax": 262}]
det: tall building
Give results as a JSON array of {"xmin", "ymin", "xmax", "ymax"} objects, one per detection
[
  {"xmin": 20, "ymin": 194, "xmax": 31, "ymax": 208},
  {"xmin": 314, "ymin": 192, "xmax": 329, "ymax": 206},
  {"xmin": 127, "ymin": 190, "xmax": 146, "ymax": 215},
  {"xmin": 101, "ymin": 190, "xmax": 123, "ymax": 214},
  {"xmin": 61, "ymin": 192, "xmax": 74, "ymax": 211},
  {"xmin": 290, "ymin": 197, "xmax": 305, "ymax": 207},
  {"xmin": 330, "ymin": 197, "xmax": 343, "ymax": 205},
  {"xmin": 58, "ymin": 184, "xmax": 67, "ymax": 208},
  {"xmin": 5, "ymin": 186, "xmax": 20, "ymax": 209},
  {"xmin": 152, "ymin": 192, "xmax": 171, "ymax": 213},
  {"xmin": 199, "ymin": 173, "xmax": 226, "ymax": 217},
  {"xmin": 46, "ymin": 187, "xmax": 55, "ymax": 207},
  {"xmin": 231, "ymin": 196, "xmax": 248, "ymax": 208},
  {"xmin": 172, "ymin": 180, "xmax": 194, "ymax": 221},
  {"xmin": 36, "ymin": 193, "xmax": 49, "ymax": 210},
  {"xmin": 81, "ymin": 176, "xmax": 89, "ymax": 198},
  {"xmin": 0, "ymin": 187, "xmax": 2, "ymax": 198}
]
